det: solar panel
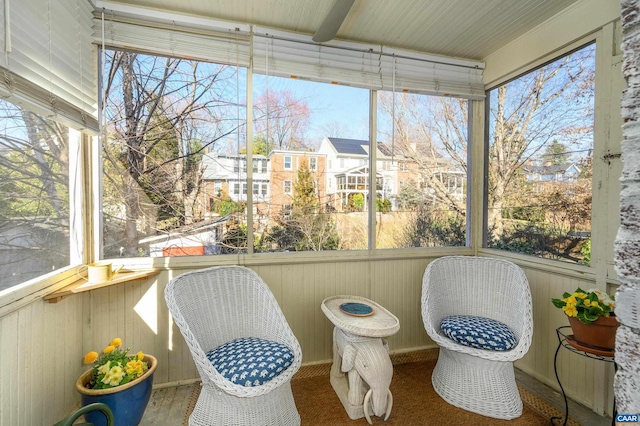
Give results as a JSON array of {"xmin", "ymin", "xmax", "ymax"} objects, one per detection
[{"xmin": 328, "ymin": 137, "xmax": 368, "ymax": 155}]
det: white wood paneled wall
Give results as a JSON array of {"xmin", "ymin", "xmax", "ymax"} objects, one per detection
[
  {"xmin": 0, "ymin": 297, "xmax": 84, "ymax": 425},
  {"xmin": 516, "ymin": 265, "xmax": 615, "ymax": 412}
]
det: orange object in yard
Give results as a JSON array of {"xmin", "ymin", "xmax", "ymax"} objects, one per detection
[{"xmin": 162, "ymin": 246, "xmax": 205, "ymax": 257}]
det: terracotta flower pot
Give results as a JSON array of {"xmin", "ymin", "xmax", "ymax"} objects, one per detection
[
  {"xmin": 76, "ymin": 355, "xmax": 157, "ymax": 426},
  {"xmin": 568, "ymin": 315, "xmax": 618, "ymax": 350}
]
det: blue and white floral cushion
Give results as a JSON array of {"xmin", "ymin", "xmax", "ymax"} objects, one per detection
[
  {"xmin": 206, "ymin": 337, "xmax": 294, "ymax": 387},
  {"xmin": 440, "ymin": 315, "xmax": 517, "ymax": 351}
]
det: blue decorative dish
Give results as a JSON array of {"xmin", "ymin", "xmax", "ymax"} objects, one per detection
[{"xmin": 339, "ymin": 302, "xmax": 374, "ymax": 317}]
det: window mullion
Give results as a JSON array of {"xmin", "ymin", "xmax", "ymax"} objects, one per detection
[{"xmin": 369, "ymin": 90, "xmax": 377, "ymax": 250}]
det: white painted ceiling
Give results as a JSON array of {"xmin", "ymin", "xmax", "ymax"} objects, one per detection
[{"xmin": 96, "ymin": 0, "xmax": 579, "ymax": 61}]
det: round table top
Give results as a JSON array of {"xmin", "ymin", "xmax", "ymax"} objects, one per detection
[{"xmin": 321, "ymin": 295, "xmax": 400, "ymax": 338}]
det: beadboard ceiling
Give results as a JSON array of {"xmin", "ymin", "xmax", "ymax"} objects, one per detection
[{"xmin": 94, "ymin": 0, "xmax": 580, "ymax": 61}]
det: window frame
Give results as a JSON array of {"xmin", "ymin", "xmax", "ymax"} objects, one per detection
[{"xmin": 0, "ymin": 115, "xmax": 92, "ymax": 307}]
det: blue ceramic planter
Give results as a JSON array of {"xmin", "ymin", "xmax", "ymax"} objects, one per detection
[{"xmin": 76, "ymin": 355, "xmax": 157, "ymax": 426}]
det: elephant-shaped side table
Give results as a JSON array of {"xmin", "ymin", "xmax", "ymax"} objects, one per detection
[{"xmin": 321, "ymin": 296, "xmax": 400, "ymax": 425}]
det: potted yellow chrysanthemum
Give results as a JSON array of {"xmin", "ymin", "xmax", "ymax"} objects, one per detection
[
  {"xmin": 552, "ymin": 288, "xmax": 618, "ymax": 351},
  {"xmin": 76, "ymin": 338, "xmax": 157, "ymax": 426}
]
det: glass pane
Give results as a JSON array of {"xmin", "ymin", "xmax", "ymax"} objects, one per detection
[
  {"xmin": 486, "ymin": 44, "xmax": 595, "ymax": 264},
  {"xmin": 376, "ymin": 92, "xmax": 468, "ymax": 248},
  {"xmin": 252, "ymin": 76, "xmax": 369, "ymax": 252},
  {"xmin": 0, "ymin": 100, "xmax": 71, "ymax": 289},
  {"xmin": 102, "ymin": 49, "xmax": 247, "ymax": 258}
]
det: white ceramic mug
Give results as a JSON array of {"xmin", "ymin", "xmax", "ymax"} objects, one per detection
[{"xmin": 79, "ymin": 262, "xmax": 123, "ymax": 283}]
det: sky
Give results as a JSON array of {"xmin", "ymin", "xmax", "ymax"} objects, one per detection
[{"xmin": 253, "ymin": 74, "xmax": 371, "ymax": 145}]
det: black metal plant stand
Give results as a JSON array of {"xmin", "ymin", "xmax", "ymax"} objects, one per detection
[{"xmin": 551, "ymin": 326, "xmax": 616, "ymax": 426}]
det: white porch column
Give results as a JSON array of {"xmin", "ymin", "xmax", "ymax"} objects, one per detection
[{"xmin": 615, "ymin": 0, "xmax": 640, "ymax": 415}]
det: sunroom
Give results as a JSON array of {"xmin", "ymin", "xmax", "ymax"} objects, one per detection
[{"xmin": 0, "ymin": 0, "xmax": 638, "ymax": 424}]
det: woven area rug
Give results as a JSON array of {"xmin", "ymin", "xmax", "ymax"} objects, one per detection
[{"xmin": 183, "ymin": 349, "xmax": 580, "ymax": 425}]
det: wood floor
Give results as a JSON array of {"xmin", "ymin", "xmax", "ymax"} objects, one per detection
[
  {"xmin": 139, "ymin": 366, "xmax": 611, "ymax": 426},
  {"xmin": 140, "ymin": 383, "xmax": 195, "ymax": 425}
]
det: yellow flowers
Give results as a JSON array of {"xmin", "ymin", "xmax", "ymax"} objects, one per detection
[
  {"xmin": 84, "ymin": 351, "xmax": 99, "ymax": 364},
  {"xmin": 81, "ymin": 337, "xmax": 149, "ymax": 390},
  {"xmin": 125, "ymin": 359, "xmax": 146, "ymax": 378},
  {"xmin": 562, "ymin": 304, "xmax": 578, "ymax": 317},
  {"xmin": 552, "ymin": 287, "xmax": 615, "ymax": 325},
  {"xmin": 98, "ymin": 362, "xmax": 111, "ymax": 375},
  {"xmin": 102, "ymin": 365, "xmax": 125, "ymax": 386},
  {"xmin": 565, "ymin": 295, "xmax": 578, "ymax": 306}
]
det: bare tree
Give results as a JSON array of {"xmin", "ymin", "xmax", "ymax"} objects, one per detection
[
  {"xmin": 378, "ymin": 46, "xmax": 594, "ymax": 240},
  {"xmin": 103, "ymin": 50, "xmax": 244, "ymax": 256},
  {"xmin": 378, "ymin": 92, "xmax": 467, "ymax": 216},
  {"xmin": 488, "ymin": 47, "xmax": 594, "ymax": 235},
  {"xmin": 253, "ymin": 89, "xmax": 311, "ymax": 151}
]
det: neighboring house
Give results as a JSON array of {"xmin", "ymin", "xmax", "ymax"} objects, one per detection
[
  {"xmin": 525, "ymin": 162, "xmax": 581, "ymax": 182},
  {"xmin": 317, "ymin": 136, "xmax": 464, "ymax": 211},
  {"xmin": 318, "ymin": 137, "xmax": 399, "ymax": 211},
  {"xmin": 200, "ymin": 138, "xmax": 465, "ymax": 221},
  {"xmin": 201, "ymin": 152, "xmax": 270, "ymax": 215},
  {"xmin": 268, "ymin": 150, "xmax": 327, "ymax": 218}
]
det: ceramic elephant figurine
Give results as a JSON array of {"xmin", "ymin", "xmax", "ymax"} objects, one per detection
[{"xmin": 331, "ymin": 327, "xmax": 393, "ymax": 424}]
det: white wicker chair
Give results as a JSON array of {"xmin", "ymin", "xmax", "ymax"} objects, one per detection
[
  {"xmin": 164, "ymin": 266, "xmax": 302, "ymax": 426},
  {"xmin": 421, "ymin": 256, "xmax": 533, "ymax": 419}
]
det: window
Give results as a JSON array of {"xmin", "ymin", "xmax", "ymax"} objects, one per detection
[
  {"xmin": 0, "ymin": 100, "xmax": 74, "ymax": 290},
  {"xmin": 253, "ymin": 159, "xmax": 266, "ymax": 174},
  {"xmin": 252, "ymin": 75, "xmax": 369, "ymax": 252},
  {"xmin": 282, "ymin": 203, "xmax": 292, "ymax": 220},
  {"xmin": 284, "ymin": 180, "xmax": 292, "ymax": 194},
  {"xmin": 102, "ymin": 49, "xmax": 248, "ymax": 258},
  {"xmin": 98, "ymin": 39, "xmax": 482, "ymax": 258},
  {"xmin": 485, "ymin": 44, "xmax": 595, "ymax": 264},
  {"xmin": 376, "ymin": 92, "xmax": 468, "ymax": 249}
]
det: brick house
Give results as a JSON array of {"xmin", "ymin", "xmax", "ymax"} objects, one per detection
[{"xmin": 268, "ymin": 150, "xmax": 327, "ymax": 219}]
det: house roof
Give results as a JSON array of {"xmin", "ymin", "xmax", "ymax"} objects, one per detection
[
  {"xmin": 525, "ymin": 163, "xmax": 580, "ymax": 174},
  {"xmin": 326, "ymin": 137, "xmax": 403, "ymax": 159},
  {"xmin": 327, "ymin": 138, "xmax": 369, "ymax": 156},
  {"xmin": 335, "ymin": 165, "xmax": 383, "ymax": 177}
]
